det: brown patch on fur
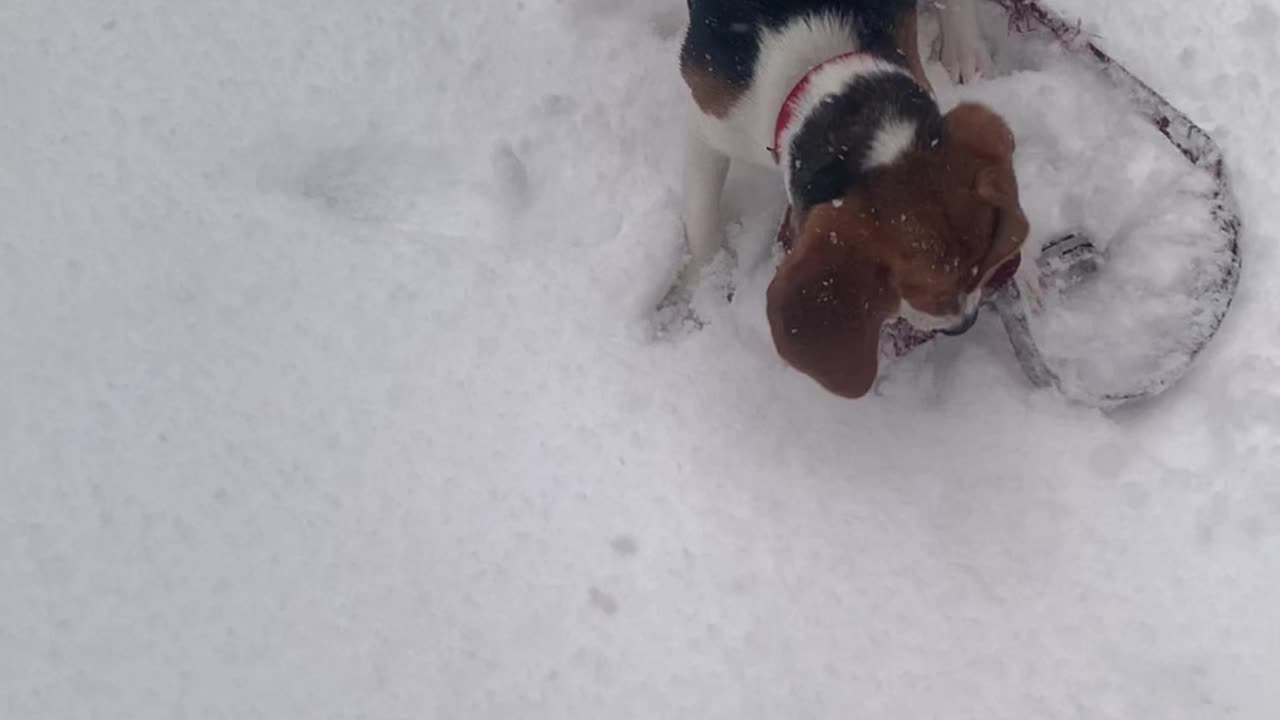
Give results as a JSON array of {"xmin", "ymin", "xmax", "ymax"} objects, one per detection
[
  {"xmin": 939, "ymin": 103, "xmax": 1029, "ymax": 285},
  {"xmin": 767, "ymin": 103, "xmax": 1030, "ymax": 397},
  {"xmin": 681, "ymin": 63, "xmax": 743, "ymax": 118},
  {"xmin": 767, "ymin": 208, "xmax": 899, "ymax": 399}
]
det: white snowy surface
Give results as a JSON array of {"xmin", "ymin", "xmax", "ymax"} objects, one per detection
[{"xmin": 2, "ymin": 1, "xmax": 1279, "ymax": 718}]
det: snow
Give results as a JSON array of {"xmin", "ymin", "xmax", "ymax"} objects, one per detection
[{"xmin": 2, "ymin": 1, "xmax": 1278, "ymax": 718}]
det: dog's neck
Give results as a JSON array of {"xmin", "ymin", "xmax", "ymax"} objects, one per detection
[{"xmin": 773, "ymin": 55, "xmax": 942, "ymax": 210}]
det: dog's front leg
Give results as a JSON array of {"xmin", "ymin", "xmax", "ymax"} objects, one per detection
[
  {"xmin": 679, "ymin": 122, "xmax": 730, "ymax": 282},
  {"xmin": 654, "ymin": 122, "xmax": 730, "ymax": 331},
  {"xmin": 936, "ymin": 0, "xmax": 993, "ymax": 84}
]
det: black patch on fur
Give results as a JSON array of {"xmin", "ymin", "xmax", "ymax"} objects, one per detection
[
  {"xmin": 787, "ymin": 72, "xmax": 942, "ymax": 208},
  {"xmin": 681, "ymin": 0, "xmax": 915, "ymax": 95}
]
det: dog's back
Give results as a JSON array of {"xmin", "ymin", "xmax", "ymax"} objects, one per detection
[{"xmin": 681, "ymin": 1, "xmax": 916, "ymax": 166}]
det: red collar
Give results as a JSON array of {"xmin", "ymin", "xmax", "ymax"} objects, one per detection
[{"xmin": 771, "ymin": 51, "xmax": 865, "ymax": 164}]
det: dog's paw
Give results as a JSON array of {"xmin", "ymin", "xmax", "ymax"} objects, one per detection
[
  {"xmin": 935, "ymin": 3, "xmax": 993, "ymax": 84},
  {"xmin": 703, "ymin": 247, "xmax": 738, "ymax": 304},
  {"xmin": 651, "ymin": 281, "xmax": 705, "ymax": 341},
  {"xmin": 649, "ymin": 250, "xmax": 738, "ymax": 340},
  {"xmin": 939, "ymin": 36, "xmax": 992, "ymax": 84}
]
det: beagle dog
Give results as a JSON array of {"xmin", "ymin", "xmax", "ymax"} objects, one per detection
[{"xmin": 677, "ymin": 0, "xmax": 1029, "ymax": 398}]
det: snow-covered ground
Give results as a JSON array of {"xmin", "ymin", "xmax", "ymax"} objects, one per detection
[{"xmin": 3, "ymin": 0, "xmax": 1278, "ymax": 717}]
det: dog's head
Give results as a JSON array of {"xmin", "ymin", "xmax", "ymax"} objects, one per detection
[{"xmin": 767, "ymin": 103, "xmax": 1028, "ymax": 398}]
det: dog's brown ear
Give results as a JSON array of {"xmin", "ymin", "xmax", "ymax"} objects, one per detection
[
  {"xmin": 944, "ymin": 102, "xmax": 1015, "ymax": 159},
  {"xmin": 974, "ymin": 165, "xmax": 1008, "ymax": 204},
  {"xmin": 766, "ymin": 204, "xmax": 900, "ymax": 398},
  {"xmin": 942, "ymin": 102, "xmax": 1029, "ymax": 269}
]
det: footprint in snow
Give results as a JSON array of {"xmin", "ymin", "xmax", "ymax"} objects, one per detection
[
  {"xmin": 251, "ymin": 135, "xmax": 521, "ymax": 240},
  {"xmin": 490, "ymin": 143, "xmax": 532, "ymax": 212},
  {"xmin": 296, "ymin": 140, "xmax": 435, "ymax": 224}
]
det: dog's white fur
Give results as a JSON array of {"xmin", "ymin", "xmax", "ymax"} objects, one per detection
[
  {"xmin": 865, "ymin": 118, "xmax": 920, "ymax": 169},
  {"xmin": 679, "ymin": 0, "xmax": 988, "ymax": 282}
]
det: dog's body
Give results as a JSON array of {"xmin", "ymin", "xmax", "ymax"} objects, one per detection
[{"xmin": 677, "ymin": 0, "xmax": 1029, "ymax": 397}]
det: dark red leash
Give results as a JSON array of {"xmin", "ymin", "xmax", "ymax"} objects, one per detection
[
  {"xmin": 989, "ymin": 0, "xmax": 1241, "ymax": 402},
  {"xmin": 995, "ymin": 0, "xmax": 1240, "ymax": 270}
]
